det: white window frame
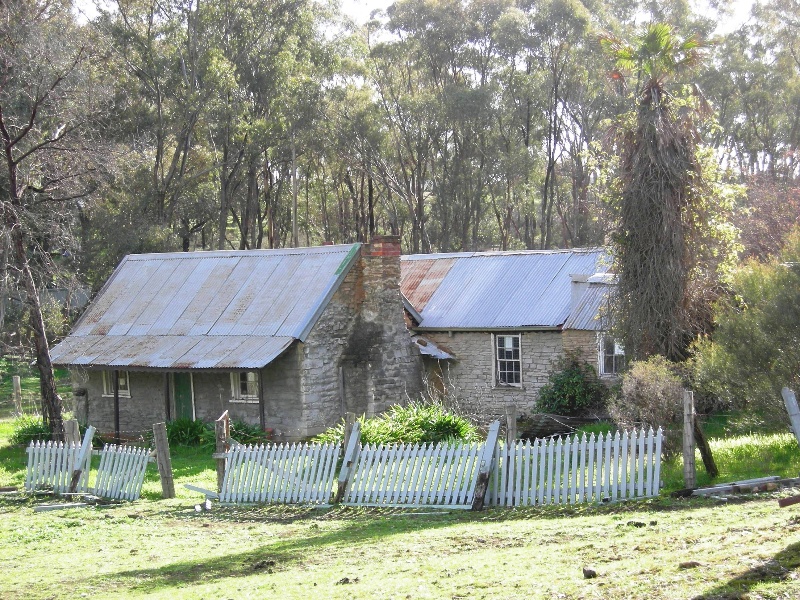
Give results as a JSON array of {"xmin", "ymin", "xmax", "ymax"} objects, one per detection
[
  {"xmin": 230, "ymin": 371, "xmax": 260, "ymax": 404},
  {"xmin": 492, "ymin": 333, "xmax": 523, "ymax": 387},
  {"xmin": 599, "ymin": 334, "xmax": 625, "ymax": 376},
  {"xmin": 102, "ymin": 370, "xmax": 131, "ymax": 398}
]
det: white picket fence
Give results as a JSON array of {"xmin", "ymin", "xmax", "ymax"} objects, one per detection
[
  {"xmin": 219, "ymin": 442, "xmax": 341, "ymax": 505},
  {"xmin": 94, "ymin": 445, "xmax": 152, "ymax": 501},
  {"xmin": 341, "ymin": 442, "xmax": 484, "ymax": 508},
  {"xmin": 25, "ymin": 440, "xmax": 92, "ymax": 494},
  {"xmin": 24, "ymin": 426, "xmax": 152, "ymax": 501},
  {"xmin": 487, "ymin": 428, "xmax": 663, "ymax": 507}
]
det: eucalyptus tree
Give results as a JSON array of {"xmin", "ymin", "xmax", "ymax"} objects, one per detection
[{"xmin": 0, "ymin": 0, "xmax": 109, "ymax": 437}]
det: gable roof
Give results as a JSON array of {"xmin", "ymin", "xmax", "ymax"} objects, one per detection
[
  {"xmin": 51, "ymin": 244, "xmax": 360, "ymax": 370},
  {"xmin": 400, "ymin": 248, "xmax": 610, "ymax": 330}
]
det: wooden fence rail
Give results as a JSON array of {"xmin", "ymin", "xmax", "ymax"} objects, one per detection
[{"xmin": 487, "ymin": 428, "xmax": 663, "ymax": 507}]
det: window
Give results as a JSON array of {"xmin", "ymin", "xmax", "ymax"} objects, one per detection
[
  {"xmin": 600, "ymin": 335, "xmax": 626, "ymax": 376},
  {"xmin": 102, "ymin": 371, "xmax": 131, "ymax": 397},
  {"xmin": 231, "ymin": 371, "xmax": 260, "ymax": 403},
  {"xmin": 494, "ymin": 334, "xmax": 522, "ymax": 386}
]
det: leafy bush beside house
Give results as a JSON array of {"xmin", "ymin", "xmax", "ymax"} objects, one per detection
[
  {"xmin": 608, "ymin": 356, "xmax": 684, "ymax": 456},
  {"xmin": 536, "ymin": 353, "xmax": 607, "ymax": 415}
]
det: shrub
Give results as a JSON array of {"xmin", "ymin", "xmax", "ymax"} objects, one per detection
[
  {"xmin": 313, "ymin": 402, "xmax": 480, "ymax": 445},
  {"xmin": 230, "ymin": 420, "xmax": 272, "ymax": 445},
  {"xmin": 608, "ymin": 356, "xmax": 683, "ymax": 455},
  {"xmin": 536, "ymin": 354, "xmax": 607, "ymax": 415},
  {"xmin": 10, "ymin": 415, "xmax": 50, "ymax": 445},
  {"xmin": 166, "ymin": 418, "xmax": 214, "ymax": 447}
]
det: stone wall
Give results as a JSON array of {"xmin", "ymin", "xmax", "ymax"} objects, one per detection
[
  {"xmin": 422, "ymin": 329, "xmax": 608, "ymax": 421},
  {"xmin": 299, "ymin": 236, "xmax": 422, "ymax": 440},
  {"xmin": 78, "ymin": 370, "xmax": 167, "ymax": 435}
]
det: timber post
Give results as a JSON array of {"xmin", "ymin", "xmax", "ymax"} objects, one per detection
[
  {"xmin": 63, "ymin": 419, "xmax": 81, "ymax": 445},
  {"xmin": 215, "ymin": 411, "xmax": 230, "ymax": 493},
  {"xmin": 334, "ymin": 421, "xmax": 361, "ymax": 504},
  {"xmin": 471, "ymin": 420, "xmax": 501, "ymax": 511},
  {"xmin": 12, "ymin": 375, "xmax": 22, "ymax": 415},
  {"xmin": 683, "ymin": 390, "xmax": 696, "ymax": 489},
  {"xmin": 153, "ymin": 422, "xmax": 175, "ymax": 499}
]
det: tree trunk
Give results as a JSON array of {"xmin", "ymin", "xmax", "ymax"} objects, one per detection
[{"xmin": 4, "ymin": 206, "xmax": 64, "ymax": 440}]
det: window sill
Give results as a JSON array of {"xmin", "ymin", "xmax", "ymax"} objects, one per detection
[
  {"xmin": 101, "ymin": 393, "xmax": 131, "ymax": 399},
  {"xmin": 492, "ymin": 383, "xmax": 525, "ymax": 391},
  {"xmin": 230, "ymin": 398, "xmax": 260, "ymax": 404}
]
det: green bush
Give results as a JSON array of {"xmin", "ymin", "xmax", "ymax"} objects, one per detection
[
  {"xmin": 230, "ymin": 420, "xmax": 272, "ymax": 445},
  {"xmin": 313, "ymin": 402, "xmax": 480, "ymax": 445},
  {"xmin": 166, "ymin": 418, "xmax": 214, "ymax": 447},
  {"xmin": 608, "ymin": 356, "xmax": 683, "ymax": 455},
  {"xmin": 536, "ymin": 354, "xmax": 607, "ymax": 415},
  {"xmin": 10, "ymin": 415, "xmax": 51, "ymax": 445}
]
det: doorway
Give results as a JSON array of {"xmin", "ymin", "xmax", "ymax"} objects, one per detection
[{"xmin": 173, "ymin": 373, "xmax": 195, "ymax": 420}]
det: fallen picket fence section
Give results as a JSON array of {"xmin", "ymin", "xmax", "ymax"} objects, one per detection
[
  {"xmin": 216, "ymin": 442, "xmax": 341, "ymax": 505},
  {"xmin": 25, "ymin": 425, "xmax": 153, "ymax": 501},
  {"xmin": 487, "ymin": 428, "xmax": 663, "ymax": 507}
]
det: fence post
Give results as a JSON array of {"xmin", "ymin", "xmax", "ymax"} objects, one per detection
[
  {"xmin": 782, "ymin": 388, "xmax": 800, "ymax": 448},
  {"xmin": 153, "ymin": 422, "xmax": 175, "ymax": 499},
  {"xmin": 334, "ymin": 421, "xmax": 361, "ymax": 504},
  {"xmin": 68, "ymin": 425, "xmax": 96, "ymax": 493},
  {"xmin": 343, "ymin": 412, "xmax": 356, "ymax": 450},
  {"xmin": 505, "ymin": 405, "xmax": 517, "ymax": 446},
  {"xmin": 215, "ymin": 411, "xmax": 230, "ymax": 493},
  {"xmin": 683, "ymin": 390, "xmax": 696, "ymax": 489},
  {"xmin": 472, "ymin": 420, "xmax": 501, "ymax": 511},
  {"xmin": 64, "ymin": 419, "xmax": 81, "ymax": 445},
  {"xmin": 12, "ymin": 376, "xmax": 22, "ymax": 415}
]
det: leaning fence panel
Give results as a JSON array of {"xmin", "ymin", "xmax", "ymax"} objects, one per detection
[
  {"xmin": 219, "ymin": 442, "xmax": 341, "ymax": 505},
  {"xmin": 342, "ymin": 441, "xmax": 483, "ymax": 508},
  {"xmin": 24, "ymin": 440, "xmax": 92, "ymax": 494},
  {"xmin": 487, "ymin": 428, "xmax": 663, "ymax": 507},
  {"xmin": 94, "ymin": 445, "xmax": 151, "ymax": 501}
]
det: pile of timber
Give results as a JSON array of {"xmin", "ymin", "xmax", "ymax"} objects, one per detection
[{"xmin": 690, "ymin": 476, "xmax": 800, "ymax": 497}]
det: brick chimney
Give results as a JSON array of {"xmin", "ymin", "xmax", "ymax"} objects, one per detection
[{"xmin": 364, "ymin": 235, "xmax": 401, "ymax": 258}]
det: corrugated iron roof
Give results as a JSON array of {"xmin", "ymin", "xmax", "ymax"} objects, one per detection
[
  {"xmin": 401, "ymin": 248, "xmax": 610, "ymax": 330},
  {"xmin": 51, "ymin": 245, "xmax": 360, "ymax": 370},
  {"xmin": 563, "ymin": 284, "xmax": 612, "ymax": 331}
]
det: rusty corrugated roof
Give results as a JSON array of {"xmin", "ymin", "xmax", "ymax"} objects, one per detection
[
  {"xmin": 400, "ymin": 248, "xmax": 610, "ymax": 330},
  {"xmin": 51, "ymin": 245, "xmax": 360, "ymax": 370}
]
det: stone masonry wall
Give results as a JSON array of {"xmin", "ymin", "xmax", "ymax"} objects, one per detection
[
  {"xmin": 80, "ymin": 370, "xmax": 166, "ymax": 435},
  {"xmin": 300, "ymin": 237, "xmax": 422, "ymax": 439},
  {"xmin": 562, "ymin": 330, "xmax": 600, "ymax": 372},
  {"xmin": 421, "ymin": 330, "xmax": 565, "ymax": 421}
]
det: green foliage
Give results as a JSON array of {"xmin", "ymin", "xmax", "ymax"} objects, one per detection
[
  {"xmin": 574, "ymin": 421, "xmax": 615, "ymax": 437},
  {"xmin": 230, "ymin": 420, "xmax": 272, "ymax": 445},
  {"xmin": 166, "ymin": 418, "xmax": 215, "ymax": 448},
  {"xmin": 9, "ymin": 415, "xmax": 50, "ymax": 445},
  {"xmin": 608, "ymin": 356, "xmax": 684, "ymax": 455},
  {"xmin": 313, "ymin": 402, "xmax": 480, "ymax": 446},
  {"xmin": 536, "ymin": 355, "xmax": 607, "ymax": 415},
  {"xmin": 691, "ymin": 227, "xmax": 800, "ymax": 418}
]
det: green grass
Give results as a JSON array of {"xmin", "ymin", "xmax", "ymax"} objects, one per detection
[
  {"xmin": 1, "ymin": 411, "xmax": 800, "ymax": 598},
  {"xmin": 0, "ymin": 356, "xmax": 71, "ymax": 419}
]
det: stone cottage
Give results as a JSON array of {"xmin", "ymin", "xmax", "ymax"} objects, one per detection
[
  {"xmin": 400, "ymin": 248, "xmax": 621, "ymax": 420},
  {"xmin": 50, "ymin": 238, "xmax": 421, "ymax": 440}
]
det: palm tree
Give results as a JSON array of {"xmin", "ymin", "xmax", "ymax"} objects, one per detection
[{"xmin": 601, "ymin": 24, "xmax": 712, "ymax": 362}]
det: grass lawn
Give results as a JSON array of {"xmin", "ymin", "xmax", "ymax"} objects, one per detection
[{"xmin": 2, "ymin": 368, "xmax": 800, "ymax": 598}]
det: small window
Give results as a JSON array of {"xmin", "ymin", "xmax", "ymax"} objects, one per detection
[
  {"xmin": 102, "ymin": 371, "xmax": 131, "ymax": 397},
  {"xmin": 600, "ymin": 335, "xmax": 626, "ymax": 376},
  {"xmin": 231, "ymin": 371, "xmax": 259, "ymax": 403},
  {"xmin": 494, "ymin": 334, "xmax": 522, "ymax": 386}
]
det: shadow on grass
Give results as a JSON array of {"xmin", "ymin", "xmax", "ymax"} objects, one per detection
[
  {"xmin": 102, "ymin": 508, "xmax": 464, "ymax": 593},
  {"xmin": 693, "ymin": 541, "xmax": 800, "ymax": 599}
]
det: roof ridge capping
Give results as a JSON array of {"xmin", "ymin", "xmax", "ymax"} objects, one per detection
[
  {"xmin": 402, "ymin": 246, "xmax": 608, "ymax": 261},
  {"xmin": 124, "ymin": 243, "xmax": 360, "ymax": 260}
]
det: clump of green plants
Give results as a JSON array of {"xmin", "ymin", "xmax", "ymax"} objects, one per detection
[
  {"xmin": 9, "ymin": 415, "xmax": 50, "ymax": 445},
  {"xmin": 230, "ymin": 420, "xmax": 272, "ymax": 445},
  {"xmin": 165, "ymin": 418, "xmax": 215, "ymax": 447},
  {"xmin": 314, "ymin": 402, "xmax": 480, "ymax": 445},
  {"xmin": 536, "ymin": 353, "xmax": 607, "ymax": 415},
  {"xmin": 608, "ymin": 355, "xmax": 684, "ymax": 455}
]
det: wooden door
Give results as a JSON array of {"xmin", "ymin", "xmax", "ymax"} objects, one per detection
[{"xmin": 173, "ymin": 373, "xmax": 195, "ymax": 420}]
